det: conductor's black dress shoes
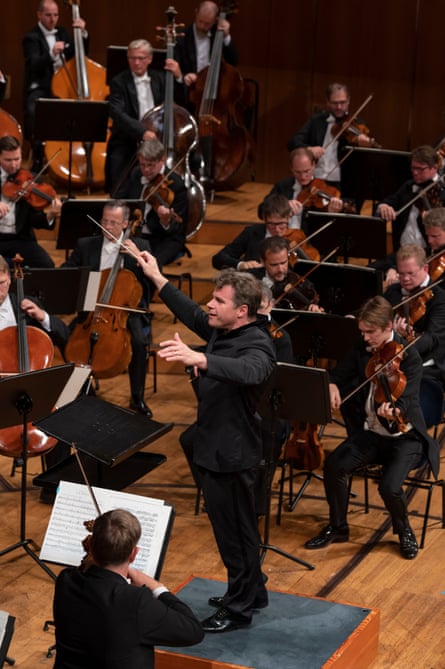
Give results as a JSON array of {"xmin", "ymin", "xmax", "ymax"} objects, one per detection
[{"xmin": 201, "ymin": 607, "xmax": 251, "ymax": 633}]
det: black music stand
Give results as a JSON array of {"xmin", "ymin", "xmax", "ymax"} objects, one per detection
[
  {"xmin": 23, "ymin": 266, "xmax": 90, "ymax": 314},
  {"xmin": 34, "ymin": 98, "xmax": 109, "ymax": 198},
  {"xmin": 33, "ymin": 395, "xmax": 173, "ymax": 492},
  {"xmin": 341, "ymin": 146, "xmax": 411, "ymax": 205},
  {"xmin": 285, "ymin": 260, "xmax": 383, "ymax": 316},
  {"xmin": 257, "ymin": 363, "xmax": 331, "ymax": 570},
  {"xmin": 56, "ymin": 198, "xmax": 146, "ymax": 254},
  {"xmin": 106, "ymin": 46, "xmax": 166, "ymax": 82},
  {"xmin": 0, "ymin": 364, "xmax": 74, "ymax": 579},
  {"xmin": 305, "ymin": 211, "xmax": 387, "ymax": 263}
]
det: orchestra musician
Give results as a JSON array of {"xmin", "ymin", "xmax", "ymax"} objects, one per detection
[
  {"xmin": 213, "ymin": 193, "xmax": 308, "ymax": 271},
  {"xmin": 117, "ymin": 138, "xmax": 188, "ymax": 270},
  {"xmin": 376, "ymin": 145, "xmax": 445, "ymax": 254},
  {"xmin": 384, "ymin": 244, "xmax": 445, "ymax": 389},
  {"xmin": 22, "ymin": 0, "xmax": 88, "ymax": 173},
  {"xmin": 136, "ymin": 254, "xmax": 274, "ymax": 632},
  {"xmin": 0, "ymin": 135, "xmax": 61, "ymax": 268},
  {"xmin": 175, "ymin": 0, "xmax": 238, "ymax": 89},
  {"xmin": 105, "ymin": 39, "xmax": 185, "ymax": 195},
  {"xmin": 287, "ymin": 82, "xmax": 372, "ymax": 190},
  {"xmin": 61, "ymin": 200, "xmax": 153, "ymax": 417},
  {"xmin": 258, "ymin": 148, "xmax": 343, "ymax": 231},
  {"xmin": 53, "ymin": 509, "xmax": 204, "ymax": 668},
  {"xmin": 304, "ymin": 295, "xmax": 439, "ymax": 560}
]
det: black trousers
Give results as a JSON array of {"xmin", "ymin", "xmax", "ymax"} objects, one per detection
[
  {"xmin": 324, "ymin": 429, "xmax": 424, "ymax": 534},
  {"xmin": 200, "ymin": 467, "xmax": 267, "ymax": 621}
]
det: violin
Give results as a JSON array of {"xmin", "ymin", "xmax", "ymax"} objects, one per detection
[
  {"xmin": 2, "ymin": 169, "xmax": 57, "ymax": 210},
  {"xmin": 331, "ymin": 119, "xmax": 381, "ymax": 148},
  {"xmin": 142, "ymin": 174, "xmax": 182, "ymax": 223},
  {"xmin": 415, "ymin": 182, "xmax": 444, "ymax": 212},
  {"xmin": 271, "ymin": 270, "xmax": 319, "ymax": 310},
  {"xmin": 428, "ymin": 251, "xmax": 445, "ymax": 282},
  {"xmin": 297, "ymin": 178, "xmax": 341, "ymax": 211},
  {"xmin": 394, "ymin": 282, "xmax": 435, "ymax": 341},
  {"xmin": 365, "ymin": 340, "xmax": 409, "ymax": 433},
  {"xmin": 283, "ymin": 228, "xmax": 320, "ymax": 263}
]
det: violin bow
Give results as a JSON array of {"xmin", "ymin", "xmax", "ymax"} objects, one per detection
[
  {"xmin": 142, "ymin": 155, "xmax": 186, "ymax": 201},
  {"xmin": 288, "ymin": 219, "xmax": 335, "ymax": 256},
  {"xmin": 297, "ymin": 150, "xmax": 354, "ymax": 209},
  {"xmin": 273, "ymin": 246, "xmax": 339, "ymax": 306},
  {"xmin": 392, "ymin": 276, "xmax": 443, "ymax": 312},
  {"xmin": 323, "ymin": 94, "xmax": 374, "ymax": 151},
  {"xmin": 10, "ymin": 148, "xmax": 62, "ymax": 204},
  {"xmin": 341, "ymin": 335, "xmax": 422, "ymax": 405},
  {"xmin": 394, "ymin": 173, "xmax": 445, "ymax": 217}
]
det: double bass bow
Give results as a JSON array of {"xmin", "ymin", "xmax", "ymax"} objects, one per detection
[
  {"xmin": 188, "ymin": 2, "xmax": 255, "ymax": 192},
  {"xmin": 142, "ymin": 6, "xmax": 206, "ymax": 239},
  {"xmin": 45, "ymin": 0, "xmax": 109, "ymax": 190}
]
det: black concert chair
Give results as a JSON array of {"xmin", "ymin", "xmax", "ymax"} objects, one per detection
[{"xmin": 347, "ymin": 376, "xmax": 445, "ymax": 548}]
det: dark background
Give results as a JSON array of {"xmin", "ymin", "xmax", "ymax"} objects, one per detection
[{"xmin": 2, "ymin": 0, "xmax": 444, "ymax": 184}]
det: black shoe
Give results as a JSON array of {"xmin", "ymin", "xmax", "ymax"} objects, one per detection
[
  {"xmin": 304, "ymin": 524, "xmax": 349, "ymax": 549},
  {"xmin": 129, "ymin": 398, "xmax": 153, "ymax": 418},
  {"xmin": 399, "ymin": 528, "xmax": 418, "ymax": 560},
  {"xmin": 201, "ymin": 607, "xmax": 251, "ymax": 633},
  {"xmin": 208, "ymin": 595, "xmax": 268, "ymax": 609}
]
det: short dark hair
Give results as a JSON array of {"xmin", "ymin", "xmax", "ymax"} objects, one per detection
[
  {"xmin": 258, "ymin": 235, "xmax": 289, "ymax": 260},
  {"xmin": 214, "ymin": 268, "xmax": 263, "ymax": 318},
  {"xmin": 357, "ymin": 295, "xmax": 393, "ymax": 329},
  {"xmin": 411, "ymin": 145, "xmax": 438, "ymax": 167},
  {"xmin": 261, "ymin": 193, "xmax": 291, "ymax": 221},
  {"xmin": 90, "ymin": 509, "xmax": 141, "ymax": 567},
  {"xmin": 0, "ymin": 135, "xmax": 21, "ymax": 154},
  {"xmin": 424, "ymin": 208, "xmax": 445, "ymax": 231}
]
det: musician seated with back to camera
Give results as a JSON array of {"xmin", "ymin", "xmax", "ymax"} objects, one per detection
[
  {"xmin": 375, "ymin": 145, "xmax": 445, "ymax": 263},
  {"xmin": 61, "ymin": 199, "xmax": 154, "ymax": 417},
  {"xmin": 106, "ymin": 38, "xmax": 185, "ymax": 195},
  {"xmin": 53, "ymin": 508, "xmax": 204, "ymax": 669},
  {"xmin": 258, "ymin": 148, "xmax": 344, "ymax": 232},
  {"xmin": 116, "ymin": 138, "xmax": 188, "ymax": 271},
  {"xmin": 212, "ymin": 193, "xmax": 308, "ymax": 272},
  {"xmin": 383, "ymin": 244, "xmax": 445, "ymax": 390},
  {"xmin": 22, "ymin": 0, "xmax": 88, "ymax": 173},
  {"xmin": 304, "ymin": 295, "xmax": 440, "ymax": 560},
  {"xmin": 287, "ymin": 82, "xmax": 375, "ymax": 191},
  {"xmin": 0, "ymin": 135, "xmax": 61, "ymax": 268}
]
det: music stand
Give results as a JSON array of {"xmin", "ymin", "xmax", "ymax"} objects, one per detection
[
  {"xmin": 23, "ymin": 267, "xmax": 90, "ymax": 314},
  {"xmin": 0, "ymin": 364, "xmax": 74, "ymax": 579},
  {"xmin": 56, "ymin": 198, "xmax": 146, "ymax": 254},
  {"xmin": 34, "ymin": 98, "xmax": 109, "ymax": 198},
  {"xmin": 341, "ymin": 146, "xmax": 411, "ymax": 205},
  {"xmin": 305, "ymin": 211, "xmax": 387, "ymax": 263},
  {"xmin": 284, "ymin": 261, "xmax": 383, "ymax": 315},
  {"xmin": 257, "ymin": 363, "xmax": 331, "ymax": 570}
]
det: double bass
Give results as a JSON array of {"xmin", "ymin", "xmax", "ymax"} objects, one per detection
[
  {"xmin": 0, "ymin": 256, "xmax": 56, "ymax": 458},
  {"xmin": 142, "ymin": 6, "xmax": 206, "ymax": 238},
  {"xmin": 0, "ymin": 72, "xmax": 23, "ymax": 143},
  {"xmin": 188, "ymin": 2, "xmax": 254, "ymax": 191},
  {"xmin": 45, "ymin": 0, "xmax": 109, "ymax": 190}
]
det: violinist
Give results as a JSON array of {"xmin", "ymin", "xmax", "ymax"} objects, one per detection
[
  {"xmin": 258, "ymin": 148, "xmax": 343, "ymax": 232},
  {"xmin": 175, "ymin": 1, "xmax": 238, "ymax": 89},
  {"xmin": 62, "ymin": 200, "xmax": 153, "ymax": 417},
  {"xmin": 251, "ymin": 236, "xmax": 323, "ymax": 313},
  {"xmin": 287, "ymin": 83, "xmax": 373, "ymax": 189},
  {"xmin": 376, "ymin": 145, "xmax": 445, "ymax": 254},
  {"xmin": 106, "ymin": 38, "xmax": 185, "ymax": 195},
  {"xmin": 384, "ymin": 244, "xmax": 445, "ymax": 389},
  {"xmin": 118, "ymin": 138, "xmax": 188, "ymax": 269},
  {"xmin": 22, "ymin": 0, "xmax": 88, "ymax": 173},
  {"xmin": 424, "ymin": 208, "xmax": 445, "ymax": 286},
  {"xmin": 0, "ymin": 135, "xmax": 61, "ymax": 268},
  {"xmin": 305, "ymin": 295, "xmax": 439, "ymax": 560}
]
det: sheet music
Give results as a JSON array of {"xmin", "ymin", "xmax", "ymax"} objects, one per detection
[
  {"xmin": 55, "ymin": 365, "xmax": 91, "ymax": 409},
  {"xmin": 82, "ymin": 271, "xmax": 101, "ymax": 311},
  {"xmin": 40, "ymin": 481, "xmax": 173, "ymax": 576}
]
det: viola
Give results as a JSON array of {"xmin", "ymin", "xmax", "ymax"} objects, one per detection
[
  {"xmin": 283, "ymin": 423, "xmax": 324, "ymax": 471},
  {"xmin": 2, "ymin": 168, "xmax": 57, "ymax": 210},
  {"xmin": 142, "ymin": 6, "xmax": 206, "ymax": 238},
  {"xmin": 365, "ymin": 340, "xmax": 409, "ymax": 433},
  {"xmin": 331, "ymin": 119, "xmax": 381, "ymax": 148},
  {"xmin": 0, "ymin": 255, "xmax": 56, "ymax": 458}
]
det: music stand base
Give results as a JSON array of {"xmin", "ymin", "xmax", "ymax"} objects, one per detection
[
  {"xmin": 259, "ymin": 542, "xmax": 315, "ymax": 570},
  {"xmin": 0, "ymin": 539, "xmax": 57, "ymax": 580}
]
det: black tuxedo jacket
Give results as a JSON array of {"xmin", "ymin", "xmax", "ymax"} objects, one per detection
[
  {"xmin": 175, "ymin": 24, "xmax": 238, "ymax": 77},
  {"xmin": 212, "ymin": 223, "xmax": 267, "ymax": 269}
]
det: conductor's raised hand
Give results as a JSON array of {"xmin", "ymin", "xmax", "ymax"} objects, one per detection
[{"xmin": 158, "ymin": 332, "xmax": 208, "ymax": 370}]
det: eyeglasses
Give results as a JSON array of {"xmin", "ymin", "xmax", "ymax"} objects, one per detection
[
  {"xmin": 411, "ymin": 164, "xmax": 431, "ymax": 173},
  {"xmin": 266, "ymin": 221, "xmax": 287, "ymax": 227}
]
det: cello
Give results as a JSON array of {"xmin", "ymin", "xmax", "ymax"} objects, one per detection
[
  {"xmin": 64, "ymin": 226, "xmax": 143, "ymax": 378},
  {"xmin": 188, "ymin": 2, "xmax": 254, "ymax": 192},
  {"xmin": 0, "ymin": 255, "xmax": 56, "ymax": 458},
  {"xmin": 0, "ymin": 72, "xmax": 23, "ymax": 143},
  {"xmin": 142, "ymin": 6, "xmax": 206, "ymax": 238},
  {"xmin": 45, "ymin": 0, "xmax": 109, "ymax": 190}
]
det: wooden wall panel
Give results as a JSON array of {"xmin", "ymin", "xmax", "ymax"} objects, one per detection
[{"xmin": 1, "ymin": 0, "xmax": 444, "ymax": 185}]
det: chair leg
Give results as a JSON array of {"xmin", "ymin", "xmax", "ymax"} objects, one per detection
[{"xmin": 147, "ymin": 349, "xmax": 157, "ymax": 393}]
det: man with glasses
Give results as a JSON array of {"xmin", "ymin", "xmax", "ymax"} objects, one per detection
[
  {"xmin": 376, "ymin": 145, "xmax": 445, "ymax": 253},
  {"xmin": 384, "ymin": 243, "xmax": 445, "ymax": 389},
  {"xmin": 105, "ymin": 39, "xmax": 185, "ymax": 195},
  {"xmin": 287, "ymin": 82, "xmax": 372, "ymax": 190}
]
